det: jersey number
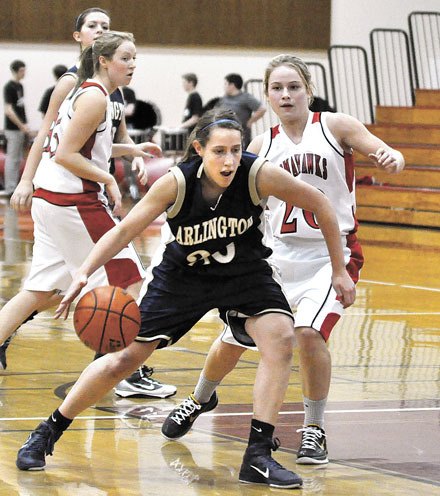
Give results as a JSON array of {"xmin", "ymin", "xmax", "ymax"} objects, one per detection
[
  {"xmin": 42, "ymin": 118, "xmax": 61, "ymax": 159},
  {"xmin": 187, "ymin": 242, "xmax": 235, "ymax": 266},
  {"xmin": 281, "ymin": 204, "xmax": 320, "ymax": 233}
]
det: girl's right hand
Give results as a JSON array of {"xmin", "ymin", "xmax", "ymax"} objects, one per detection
[{"xmin": 54, "ymin": 273, "xmax": 89, "ymax": 320}]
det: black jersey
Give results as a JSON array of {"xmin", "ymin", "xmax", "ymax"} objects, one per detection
[{"xmin": 161, "ymin": 151, "xmax": 272, "ymax": 277}]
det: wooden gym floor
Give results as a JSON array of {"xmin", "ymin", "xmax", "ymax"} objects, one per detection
[{"xmin": 0, "ymin": 199, "xmax": 439, "ymax": 495}]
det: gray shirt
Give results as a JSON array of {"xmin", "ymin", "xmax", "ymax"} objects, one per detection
[{"xmin": 216, "ymin": 92, "xmax": 261, "ymax": 147}]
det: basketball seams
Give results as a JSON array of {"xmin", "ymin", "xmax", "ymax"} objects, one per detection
[
  {"xmin": 75, "ymin": 287, "xmax": 98, "ymax": 337},
  {"xmin": 73, "ymin": 286, "xmax": 140, "ymax": 354},
  {"xmin": 98, "ymin": 286, "xmax": 117, "ymax": 353}
]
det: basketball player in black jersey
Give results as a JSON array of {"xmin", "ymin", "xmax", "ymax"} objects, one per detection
[{"xmin": 17, "ymin": 109, "xmax": 355, "ymax": 488}]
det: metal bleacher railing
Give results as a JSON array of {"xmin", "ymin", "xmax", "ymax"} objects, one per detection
[
  {"xmin": 408, "ymin": 11, "xmax": 440, "ymax": 90},
  {"xmin": 327, "ymin": 45, "xmax": 375, "ymax": 124},
  {"xmin": 243, "ymin": 10, "xmax": 439, "ymax": 133},
  {"xmin": 245, "ymin": 61, "xmax": 332, "ymax": 136},
  {"xmin": 370, "ymin": 28, "xmax": 415, "ymax": 106}
]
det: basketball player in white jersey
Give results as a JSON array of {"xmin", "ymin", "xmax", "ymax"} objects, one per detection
[
  {"xmin": 161, "ymin": 54, "xmax": 405, "ymax": 465},
  {"xmin": 1, "ymin": 8, "xmax": 175, "ymax": 399}
]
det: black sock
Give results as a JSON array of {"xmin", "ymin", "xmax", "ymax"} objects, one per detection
[
  {"xmin": 47, "ymin": 408, "xmax": 73, "ymax": 433},
  {"xmin": 23, "ymin": 310, "xmax": 38, "ymax": 325},
  {"xmin": 248, "ymin": 419, "xmax": 275, "ymax": 445},
  {"xmin": 94, "ymin": 352, "xmax": 105, "ymax": 360}
]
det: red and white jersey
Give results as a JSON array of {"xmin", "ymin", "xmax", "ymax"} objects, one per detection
[
  {"xmin": 264, "ymin": 111, "xmax": 357, "ymax": 240},
  {"xmin": 34, "ymin": 79, "xmax": 112, "ymax": 200}
]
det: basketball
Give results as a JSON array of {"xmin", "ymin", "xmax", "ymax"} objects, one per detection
[{"xmin": 73, "ymin": 286, "xmax": 141, "ymax": 354}]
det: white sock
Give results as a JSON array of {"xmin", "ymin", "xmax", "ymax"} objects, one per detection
[
  {"xmin": 303, "ymin": 396, "xmax": 327, "ymax": 429},
  {"xmin": 193, "ymin": 373, "xmax": 220, "ymax": 403}
]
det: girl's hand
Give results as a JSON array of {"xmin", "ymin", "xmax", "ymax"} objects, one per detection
[
  {"xmin": 332, "ymin": 270, "xmax": 356, "ymax": 308},
  {"xmin": 133, "ymin": 142, "xmax": 162, "ymax": 159},
  {"xmin": 368, "ymin": 148, "xmax": 405, "ymax": 174},
  {"xmin": 54, "ymin": 273, "xmax": 89, "ymax": 320},
  {"xmin": 132, "ymin": 156, "xmax": 148, "ymax": 185},
  {"xmin": 10, "ymin": 180, "xmax": 34, "ymax": 211},
  {"xmin": 105, "ymin": 177, "xmax": 123, "ymax": 217}
]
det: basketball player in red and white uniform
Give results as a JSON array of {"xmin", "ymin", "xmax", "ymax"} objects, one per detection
[
  {"xmin": 160, "ymin": 54, "xmax": 405, "ymax": 465},
  {"xmin": 0, "ymin": 32, "xmax": 150, "ymax": 342},
  {"xmin": 1, "ymin": 8, "xmax": 175, "ymax": 399}
]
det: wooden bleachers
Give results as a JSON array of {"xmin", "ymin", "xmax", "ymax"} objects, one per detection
[{"xmin": 356, "ymin": 89, "xmax": 440, "ymax": 229}]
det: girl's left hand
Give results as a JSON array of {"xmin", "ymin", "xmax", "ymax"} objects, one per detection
[
  {"xmin": 368, "ymin": 148, "xmax": 405, "ymax": 174},
  {"xmin": 332, "ymin": 271, "xmax": 356, "ymax": 308}
]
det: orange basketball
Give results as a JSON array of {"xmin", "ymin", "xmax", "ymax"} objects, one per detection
[{"xmin": 73, "ymin": 286, "xmax": 141, "ymax": 354}]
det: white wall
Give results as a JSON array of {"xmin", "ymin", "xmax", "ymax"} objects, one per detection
[
  {"xmin": 331, "ymin": 0, "xmax": 440, "ymax": 46},
  {"xmin": 0, "ymin": 43, "xmax": 325, "ymax": 132},
  {"xmin": 1, "ymin": 0, "xmax": 438, "ymax": 131}
]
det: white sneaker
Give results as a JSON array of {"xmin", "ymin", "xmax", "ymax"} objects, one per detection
[{"xmin": 114, "ymin": 366, "xmax": 177, "ymax": 398}]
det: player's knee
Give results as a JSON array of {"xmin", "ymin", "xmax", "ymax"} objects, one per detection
[
  {"xmin": 295, "ymin": 326, "xmax": 325, "ymax": 354},
  {"xmin": 103, "ymin": 347, "xmax": 141, "ymax": 379},
  {"xmin": 261, "ymin": 326, "xmax": 294, "ymax": 362}
]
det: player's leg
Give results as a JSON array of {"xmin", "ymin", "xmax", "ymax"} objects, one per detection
[
  {"xmin": 161, "ymin": 335, "xmax": 245, "ymax": 439},
  {"xmin": 16, "ymin": 339, "xmax": 158, "ymax": 471},
  {"xmin": 112, "ymin": 280, "xmax": 177, "ymax": 399},
  {"xmin": 51, "ymin": 201, "xmax": 176, "ymax": 399},
  {"xmin": 0, "ymin": 290, "xmax": 60, "ymax": 369},
  {"xmin": 294, "ymin": 325, "xmax": 330, "ymax": 465},
  {"xmin": 293, "ymin": 239, "xmax": 363, "ymax": 465},
  {"xmin": 239, "ymin": 312, "xmax": 302, "ymax": 489},
  {"xmin": 1, "ymin": 198, "xmax": 74, "ymax": 369}
]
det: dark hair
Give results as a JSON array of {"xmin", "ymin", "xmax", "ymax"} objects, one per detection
[
  {"xmin": 182, "ymin": 108, "xmax": 243, "ymax": 161},
  {"xmin": 76, "ymin": 31, "xmax": 135, "ymax": 90},
  {"xmin": 75, "ymin": 7, "xmax": 110, "ymax": 31},
  {"xmin": 225, "ymin": 73, "xmax": 243, "ymax": 90},
  {"xmin": 10, "ymin": 60, "xmax": 25, "ymax": 73},
  {"xmin": 53, "ymin": 64, "xmax": 68, "ymax": 79},
  {"xmin": 182, "ymin": 73, "xmax": 198, "ymax": 87}
]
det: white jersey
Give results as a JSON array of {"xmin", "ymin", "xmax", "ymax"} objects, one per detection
[
  {"xmin": 264, "ymin": 111, "xmax": 357, "ymax": 240},
  {"xmin": 34, "ymin": 79, "xmax": 112, "ymax": 202}
]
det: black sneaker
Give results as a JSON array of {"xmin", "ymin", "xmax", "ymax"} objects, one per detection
[
  {"xmin": 239, "ymin": 437, "xmax": 303, "ymax": 488},
  {"xmin": 0, "ymin": 335, "xmax": 14, "ymax": 370},
  {"xmin": 296, "ymin": 425, "xmax": 328, "ymax": 465},
  {"xmin": 114, "ymin": 365, "xmax": 177, "ymax": 399},
  {"xmin": 16, "ymin": 421, "xmax": 63, "ymax": 471},
  {"xmin": 161, "ymin": 392, "xmax": 218, "ymax": 440}
]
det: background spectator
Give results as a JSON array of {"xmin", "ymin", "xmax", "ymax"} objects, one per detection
[
  {"xmin": 216, "ymin": 73, "xmax": 265, "ymax": 148},
  {"xmin": 2, "ymin": 60, "xmax": 29, "ymax": 196},
  {"xmin": 180, "ymin": 72, "xmax": 203, "ymax": 134},
  {"xmin": 38, "ymin": 64, "xmax": 68, "ymax": 116}
]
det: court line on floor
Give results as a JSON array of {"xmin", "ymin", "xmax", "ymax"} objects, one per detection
[
  {"xmin": 360, "ymin": 279, "xmax": 440, "ymax": 292},
  {"xmin": 1, "ymin": 405, "xmax": 439, "ymax": 422}
]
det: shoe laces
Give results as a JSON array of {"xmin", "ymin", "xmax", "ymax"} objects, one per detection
[
  {"xmin": 138, "ymin": 365, "xmax": 154, "ymax": 379},
  {"xmin": 24, "ymin": 425, "xmax": 57, "ymax": 456},
  {"xmin": 297, "ymin": 426, "xmax": 325, "ymax": 450},
  {"xmin": 170, "ymin": 396, "xmax": 201, "ymax": 425}
]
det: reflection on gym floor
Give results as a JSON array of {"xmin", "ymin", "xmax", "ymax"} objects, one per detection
[{"xmin": 0, "ymin": 202, "xmax": 439, "ymax": 496}]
